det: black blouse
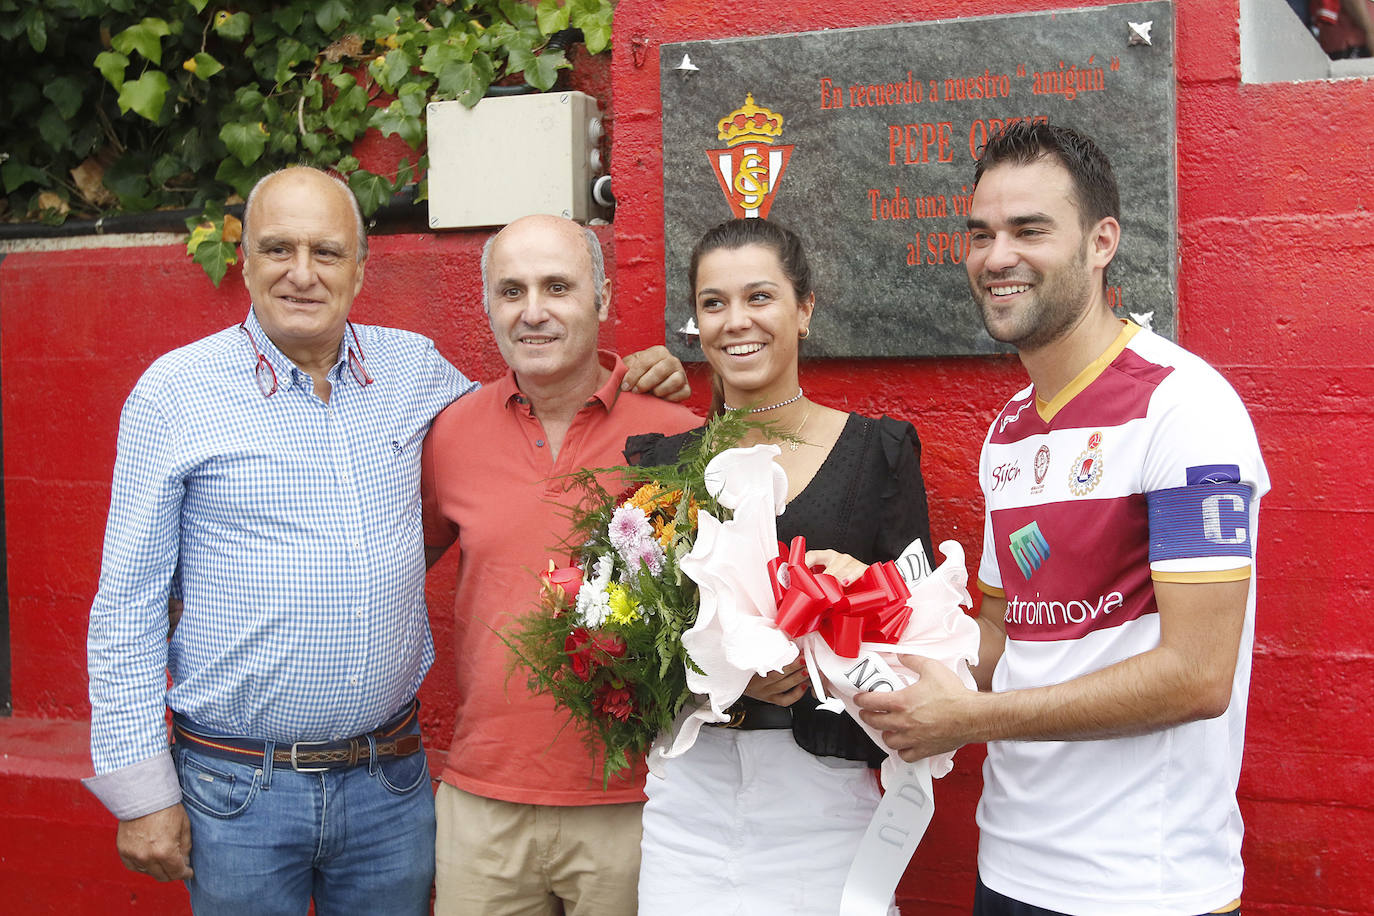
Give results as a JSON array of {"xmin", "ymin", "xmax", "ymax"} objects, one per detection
[{"xmin": 626, "ymin": 412, "xmax": 932, "ymax": 765}]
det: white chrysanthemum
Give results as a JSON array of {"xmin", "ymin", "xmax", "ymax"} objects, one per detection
[{"xmin": 575, "ymin": 554, "xmax": 615, "ymax": 627}]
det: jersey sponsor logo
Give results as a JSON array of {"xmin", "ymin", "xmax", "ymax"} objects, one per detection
[
  {"xmin": 1068, "ymin": 432, "xmax": 1104, "ymax": 496},
  {"xmin": 1186, "ymin": 463, "xmax": 1241, "ymax": 486},
  {"xmin": 1008, "ymin": 521, "xmax": 1051, "ymax": 580},
  {"xmin": 999, "ymin": 400, "xmax": 1032, "ymax": 433},
  {"xmin": 1147, "ymin": 481, "xmax": 1254, "ymax": 561},
  {"xmin": 1004, "ymin": 589, "xmax": 1125, "ymax": 628},
  {"xmin": 992, "ymin": 461, "xmax": 1021, "ymax": 492}
]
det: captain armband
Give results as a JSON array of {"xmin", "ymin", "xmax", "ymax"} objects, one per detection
[{"xmin": 1147, "ymin": 480, "xmax": 1254, "ymax": 562}]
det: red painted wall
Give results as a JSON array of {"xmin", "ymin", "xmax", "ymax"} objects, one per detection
[
  {"xmin": 0, "ymin": 0, "xmax": 1370, "ymax": 911},
  {"xmin": 606, "ymin": 1, "xmax": 1374, "ymax": 913}
]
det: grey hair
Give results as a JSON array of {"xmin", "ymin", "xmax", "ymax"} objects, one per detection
[
  {"xmin": 480, "ymin": 222, "xmax": 605, "ymax": 313},
  {"xmin": 240, "ymin": 166, "xmax": 369, "ymax": 262}
]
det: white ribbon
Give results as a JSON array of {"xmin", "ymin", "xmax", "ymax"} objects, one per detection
[{"xmin": 648, "ymin": 445, "xmax": 981, "ymax": 915}]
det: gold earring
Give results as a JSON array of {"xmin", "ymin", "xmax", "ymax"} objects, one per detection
[{"xmin": 799, "ymin": 327, "xmax": 810, "ymax": 340}]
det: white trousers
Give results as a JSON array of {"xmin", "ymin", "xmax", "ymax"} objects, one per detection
[{"xmin": 638, "ymin": 726, "xmax": 896, "ymax": 915}]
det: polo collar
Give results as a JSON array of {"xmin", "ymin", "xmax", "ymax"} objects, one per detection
[{"xmin": 500, "ymin": 350, "xmax": 626, "ymax": 413}]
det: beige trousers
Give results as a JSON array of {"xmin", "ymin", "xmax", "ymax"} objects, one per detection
[{"xmin": 434, "ymin": 782, "xmax": 643, "ymax": 916}]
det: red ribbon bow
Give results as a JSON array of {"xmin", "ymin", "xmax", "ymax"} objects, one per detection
[{"xmin": 768, "ymin": 536, "xmax": 913, "ymax": 658}]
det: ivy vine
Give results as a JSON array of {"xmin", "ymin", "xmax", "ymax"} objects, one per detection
[{"xmin": 0, "ymin": 0, "xmax": 613, "ymax": 283}]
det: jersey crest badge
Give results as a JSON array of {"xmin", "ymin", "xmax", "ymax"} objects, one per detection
[
  {"xmin": 1033, "ymin": 444, "xmax": 1051, "ymax": 485},
  {"xmin": 1068, "ymin": 432, "xmax": 1104, "ymax": 496}
]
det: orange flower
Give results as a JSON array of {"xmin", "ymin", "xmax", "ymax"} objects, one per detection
[
  {"xmin": 626, "ymin": 483, "xmax": 663, "ymax": 511},
  {"xmin": 653, "ymin": 518, "xmax": 677, "ymax": 547}
]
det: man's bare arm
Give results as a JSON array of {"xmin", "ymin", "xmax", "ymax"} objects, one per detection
[
  {"xmin": 856, "ymin": 578, "xmax": 1249, "ymax": 761},
  {"xmin": 969, "ymin": 593, "xmax": 1008, "ymax": 692}
]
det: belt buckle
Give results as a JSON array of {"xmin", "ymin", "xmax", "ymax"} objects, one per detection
[{"xmin": 289, "ymin": 739, "xmax": 333, "ymax": 772}]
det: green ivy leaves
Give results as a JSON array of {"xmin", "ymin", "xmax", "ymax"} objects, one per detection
[
  {"xmin": 220, "ymin": 121, "xmax": 270, "ymax": 167},
  {"xmin": 111, "ymin": 17, "xmax": 172, "ymax": 65},
  {"xmin": 2, "ymin": 0, "xmax": 613, "ymax": 285},
  {"xmin": 117, "ymin": 71, "xmax": 169, "ymax": 121}
]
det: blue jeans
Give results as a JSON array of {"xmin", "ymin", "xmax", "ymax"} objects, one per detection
[{"xmin": 174, "ymin": 726, "xmax": 435, "ymax": 915}]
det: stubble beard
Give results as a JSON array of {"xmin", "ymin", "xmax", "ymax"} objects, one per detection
[{"xmin": 973, "ymin": 242, "xmax": 1094, "ymax": 354}]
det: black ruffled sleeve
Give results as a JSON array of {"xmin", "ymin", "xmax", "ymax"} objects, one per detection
[
  {"xmin": 624, "ymin": 432, "xmax": 669, "ymax": 467},
  {"xmin": 873, "ymin": 415, "xmax": 933, "ymax": 569},
  {"xmin": 625, "ymin": 427, "xmax": 700, "ymax": 468}
]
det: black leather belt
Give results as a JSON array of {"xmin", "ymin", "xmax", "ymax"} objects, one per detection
[
  {"xmin": 707, "ymin": 698, "xmax": 793, "ymax": 730},
  {"xmin": 173, "ymin": 699, "xmax": 422, "ymax": 772}
]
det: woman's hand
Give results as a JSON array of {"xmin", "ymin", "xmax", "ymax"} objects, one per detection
[
  {"xmin": 743, "ymin": 659, "xmax": 811, "ymax": 707},
  {"xmin": 804, "ymin": 549, "xmax": 869, "ymax": 586}
]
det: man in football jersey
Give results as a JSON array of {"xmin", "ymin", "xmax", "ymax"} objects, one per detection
[{"xmin": 855, "ymin": 122, "xmax": 1268, "ymax": 916}]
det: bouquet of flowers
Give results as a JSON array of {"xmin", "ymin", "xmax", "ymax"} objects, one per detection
[{"xmin": 505, "ymin": 411, "xmax": 755, "ymax": 784}]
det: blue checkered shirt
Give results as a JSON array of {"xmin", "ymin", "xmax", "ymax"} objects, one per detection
[{"xmin": 85, "ymin": 309, "xmax": 476, "ymax": 818}]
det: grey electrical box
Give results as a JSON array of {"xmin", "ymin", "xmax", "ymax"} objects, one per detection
[{"xmin": 427, "ymin": 91, "xmax": 605, "ymax": 229}]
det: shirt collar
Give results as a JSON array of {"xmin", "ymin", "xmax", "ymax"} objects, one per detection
[
  {"xmin": 242, "ymin": 307, "xmax": 370, "ymax": 395},
  {"xmin": 1035, "ymin": 319, "xmax": 1140, "ymax": 422},
  {"xmin": 499, "ymin": 350, "xmax": 626, "ymax": 414}
]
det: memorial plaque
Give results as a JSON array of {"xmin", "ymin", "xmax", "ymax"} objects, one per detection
[{"xmin": 660, "ymin": 1, "xmax": 1176, "ymax": 359}]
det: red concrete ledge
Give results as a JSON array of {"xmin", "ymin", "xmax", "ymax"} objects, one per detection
[{"xmin": 0, "ymin": 716, "xmax": 189, "ymax": 913}]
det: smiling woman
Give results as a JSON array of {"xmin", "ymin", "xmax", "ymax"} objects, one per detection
[{"xmin": 629, "ymin": 218, "xmax": 936, "ymax": 916}]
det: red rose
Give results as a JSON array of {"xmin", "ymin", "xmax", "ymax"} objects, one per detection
[
  {"xmin": 593, "ymin": 683, "xmax": 636, "ymax": 722},
  {"xmin": 564, "ymin": 628, "xmax": 627, "ymax": 681},
  {"xmin": 565, "ymin": 627, "xmax": 595, "ymax": 681},
  {"xmin": 540, "ymin": 561, "xmax": 584, "ymax": 606},
  {"xmin": 592, "ymin": 631, "xmax": 627, "ymax": 660}
]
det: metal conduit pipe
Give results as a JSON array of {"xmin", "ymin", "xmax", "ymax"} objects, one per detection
[{"xmin": 0, "ymin": 185, "xmax": 432, "ymax": 241}]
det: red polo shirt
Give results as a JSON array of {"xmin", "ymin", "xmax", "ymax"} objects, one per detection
[{"xmin": 422, "ymin": 352, "xmax": 700, "ymax": 805}]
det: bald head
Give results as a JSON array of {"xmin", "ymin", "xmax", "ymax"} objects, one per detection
[
  {"xmin": 242, "ymin": 167, "xmax": 368, "ymax": 263},
  {"xmin": 481, "ymin": 214, "xmax": 611, "ymax": 396},
  {"xmin": 481, "ymin": 215, "xmax": 606, "ymax": 313}
]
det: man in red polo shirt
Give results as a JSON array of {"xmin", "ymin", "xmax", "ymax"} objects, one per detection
[{"xmin": 422, "ymin": 214, "xmax": 700, "ymax": 916}]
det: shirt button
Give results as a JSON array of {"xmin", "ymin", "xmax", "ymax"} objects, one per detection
[
  {"xmin": 535, "ymin": 439, "xmax": 545, "ymax": 447},
  {"xmin": 349, "ymin": 676, "xmax": 359, "ymax": 685},
  {"xmin": 355, "ymin": 610, "xmax": 363, "ymax": 619}
]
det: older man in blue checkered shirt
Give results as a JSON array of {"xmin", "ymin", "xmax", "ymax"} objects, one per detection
[{"xmin": 83, "ymin": 167, "xmax": 684, "ymax": 914}]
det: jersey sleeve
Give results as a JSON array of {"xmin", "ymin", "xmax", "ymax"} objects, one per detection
[{"xmin": 1142, "ymin": 369, "xmax": 1269, "ymax": 583}]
